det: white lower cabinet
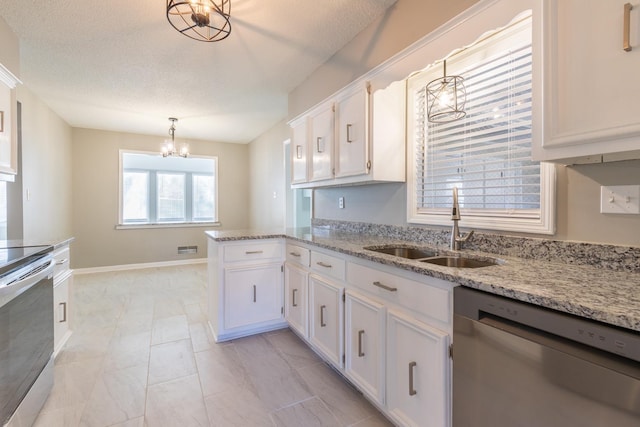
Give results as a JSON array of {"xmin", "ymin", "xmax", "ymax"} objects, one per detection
[
  {"xmin": 386, "ymin": 309, "xmax": 450, "ymax": 427},
  {"xmin": 53, "ymin": 242, "xmax": 73, "ymax": 357},
  {"xmin": 308, "ymin": 274, "xmax": 344, "ymax": 368},
  {"xmin": 344, "ymin": 289, "xmax": 386, "ymax": 405},
  {"xmin": 280, "ymin": 242, "xmax": 454, "ymax": 426},
  {"xmin": 207, "ymin": 238, "xmax": 287, "ymax": 342},
  {"xmin": 284, "ymin": 262, "xmax": 308, "ymax": 338},
  {"xmin": 223, "ymin": 264, "xmax": 283, "ymax": 330}
]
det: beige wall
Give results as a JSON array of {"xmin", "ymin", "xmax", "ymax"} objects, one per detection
[
  {"xmin": 288, "ymin": 0, "xmax": 640, "ymax": 247},
  {"xmin": 18, "ymin": 86, "xmax": 73, "ymax": 243},
  {"xmin": 248, "ymin": 119, "xmax": 288, "ymax": 229},
  {"xmin": 71, "ymin": 128, "xmax": 250, "ymax": 268}
]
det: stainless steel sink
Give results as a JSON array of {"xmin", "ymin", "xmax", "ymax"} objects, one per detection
[
  {"xmin": 365, "ymin": 246, "xmax": 438, "ymax": 259},
  {"xmin": 420, "ymin": 256, "xmax": 498, "ymax": 268}
]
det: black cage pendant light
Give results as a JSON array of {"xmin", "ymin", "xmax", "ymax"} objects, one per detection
[
  {"xmin": 426, "ymin": 60, "xmax": 466, "ymax": 123},
  {"xmin": 166, "ymin": 0, "xmax": 231, "ymax": 42}
]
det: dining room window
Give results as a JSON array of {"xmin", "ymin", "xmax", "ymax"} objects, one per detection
[{"xmin": 119, "ymin": 151, "xmax": 218, "ymax": 227}]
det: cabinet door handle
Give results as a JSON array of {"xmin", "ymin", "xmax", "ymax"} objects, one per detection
[
  {"xmin": 292, "ymin": 288, "xmax": 298, "ymax": 307},
  {"xmin": 320, "ymin": 305, "xmax": 327, "ymax": 327},
  {"xmin": 409, "ymin": 361, "xmax": 417, "ymax": 396},
  {"xmin": 253, "ymin": 285, "xmax": 257, "ymax": 302},
  {"xmin": 346, "ymin": 124, "xmax": 353, "ymax": 143},
  {"xmin": 245, "ymin": 250, "xmax": 263, "ymax": 255},
  {"xmin": 289, "ymin": 252, "xmax": 301, "ymax": 257},
  {"xmin": 316, "ymin": 261, "xmax": 332, "ymax": 268},
  {"xmin": 358, "ymin": 329, "xmax": 365, "ymax": 357},
  {"xmin": 624, "ymin": 3, "xmax": 633, "ymax": 52},
  {"xmin": 316, "ymin": 137, "xmax": 324, "ymax": 153},
  {"xmin": 56, "ymin": 258, "xmax": 69, "ymax": 266},
  {"xmin": 372, "ymin": 281, "xmax": 397, "ymax": 292},
  {"xmin": 59, "ymin": 302, "xmax": 67, "ymax": 323},
  {"xmin": 296, "ymin": 145, "xmax": 303, "ymax": 159}
]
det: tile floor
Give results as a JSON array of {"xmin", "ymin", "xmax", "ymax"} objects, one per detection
[{"xmin": 34, "ymin": 264, "xmax": 394, "ymax": 427}]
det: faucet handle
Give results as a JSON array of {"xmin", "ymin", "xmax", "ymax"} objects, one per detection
[{"xmin": 456, "ymin": 229, "xmax": 474, "ymax": 244}]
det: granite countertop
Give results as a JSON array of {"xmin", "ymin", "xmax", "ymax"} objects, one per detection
[{"xmin": 205, "ymin": 228, "xmax": 640, "ymax": 333}]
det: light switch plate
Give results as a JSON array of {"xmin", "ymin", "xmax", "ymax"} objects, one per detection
[
  {"xmin": 338, "ymin": 197, "xmax": 345, "ymax": 209},
  {"xmin": 600, "ymin": 185, "xmax": 640, "ymax": 214}
]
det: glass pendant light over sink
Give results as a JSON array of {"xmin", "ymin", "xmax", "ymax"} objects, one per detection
[
  {"xmin": 426, "ymin": 60, "xmax": 467, "ymax": 123},
  {"xmin": 166, "ymin": 0, "xmax": 231, "ymax": 42},
  {"xmin": 162, "ymin": 118, "xmax": 189, "ymax": 158}
]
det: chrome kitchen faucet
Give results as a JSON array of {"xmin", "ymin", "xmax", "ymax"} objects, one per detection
[{"xmin": 450, "ymin": 187, "xmax": 474, "ymax": 250}]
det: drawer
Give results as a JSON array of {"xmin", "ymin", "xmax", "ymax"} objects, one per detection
[
  {"xmin": 53, "ymin": 245, "xmax": 71, "ymax": 279},
  {"xmin": 347, "ymin": 262, "xmax": 450, "ymax": 324},
  {"xmin": 223, "ymin": 241, "xmax": 283, "ymax": 263},
  {"xmin": 310, "ymin": 251, "xmax": 346, "ymax": 281},
  {"xmin": 286, "ymin": 244, "xmax": 310, "ymax": 267}
]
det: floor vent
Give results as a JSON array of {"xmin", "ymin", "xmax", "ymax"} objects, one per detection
[{"xmin": 177, "ymin": 246, "xmax": 198, "ymax": 254}]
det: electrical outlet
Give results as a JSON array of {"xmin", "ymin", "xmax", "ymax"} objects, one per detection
[
  {"xmin": 338, "ymin": 197, "xmax": 345, "ymax": 209},
  {"xmin": 600, "ymin": 185, "xmax": 640, "ymax": 214}
]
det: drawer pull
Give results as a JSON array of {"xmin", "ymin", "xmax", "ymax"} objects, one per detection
[
  {"xmin": 59, "ymin": 302, "xmax": 67, "ymax": 323},
  {"xmin": 320, "ymin": 304, "xmax": 327, "ymax": 327},
  {"xmin": 409, "ymin": 361, "xmax": 417, "ymax": 396},
  {"xmin": 245, "ymin": 250, "xmax": 264, "ymax": 255},
  {"xmin": 292, "ymin": 288, "xmax": 298, "ymax": 307},
  {"xmin": 372, "ymin": 281, "xmax": 397, "ymax": 292},
  {"xmin": 358, "ymin": 329, "xmax": 365, "ymax": 357},
  {"xmin": 624, "ymin": 3, "xmax": 633, "ymax": 52},
  {"xmin": 289, "ymin": 252, "xmax": 301, "ymax": 257},
  {"xmin": 253, "ymin": 285, "xmax": 257, "ymax": 302},
  {"xmin": 56, "ymin": 258, "xmax": 69, "ymax": 266},
  {"xmin": 296, "ymin": 145, "xmax": 303, "ymax": 159},
  {"xmin": 316, "ymin": 261, "xmax": 332, "ymax": 268},
  {"xmin": 316, "ymin": 137, "xmax": 324, "ymax": 153}
]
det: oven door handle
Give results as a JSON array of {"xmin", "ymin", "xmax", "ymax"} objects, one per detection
[{"xmin": 0, "ymin": 258, "xmax": 55, "ymax": 305}]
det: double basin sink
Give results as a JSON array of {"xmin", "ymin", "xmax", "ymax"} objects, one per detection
[{"xmin": 364, "ymin": 245, "xmax": 499, "ymax": 269}]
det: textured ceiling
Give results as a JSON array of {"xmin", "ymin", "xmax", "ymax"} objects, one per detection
[{"xmin": 0, "ymin": 0, "xmax": 396, "ymax": 143}]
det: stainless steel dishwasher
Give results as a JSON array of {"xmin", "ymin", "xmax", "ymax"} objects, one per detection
[{"xmin": 453, "ymin": 286, "xmax": 640, "ymax": 427}]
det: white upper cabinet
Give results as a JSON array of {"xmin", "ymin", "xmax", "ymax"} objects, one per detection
[
  {"xmin": 288, "ymin": 79, "xmax": 405, "ymax": 188},
  {"xmin": 290, "ymin": 117, "xmax": 309, "ymax": 184},
  {"xmin": 534, "ymin": 0, "xmax": 640, "ymax": 164},
  {"xmin": 335, "ymin": 86, "xmax": 369, "ymax": 178},
  {"xmin": 0, "ymin": 64, "xmax": 20, "ymax": 178},
  {"xmin": 309, "ymin": 102, "xmax": 335, "ymax": 182}
]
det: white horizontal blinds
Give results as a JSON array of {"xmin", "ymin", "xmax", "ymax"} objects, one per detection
[{"xmin": 414, "ymin": 18, "xmax": 539, "ymax": 218}]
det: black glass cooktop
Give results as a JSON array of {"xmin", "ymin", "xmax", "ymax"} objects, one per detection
[{"xmin": 0, "ymin": 245, "xmax": 53, "ymax": 277}]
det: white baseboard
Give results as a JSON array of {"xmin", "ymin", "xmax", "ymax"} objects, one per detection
[{"xmin": 74, "ymin": 258, "xmax": 207, "ymax": 275}]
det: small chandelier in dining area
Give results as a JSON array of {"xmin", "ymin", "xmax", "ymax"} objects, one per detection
[
  {"xmin": 166, "ymin": 0, "xmax": 231, "ymax": 42},
  {"xmin": 162, "ymin": 118, "xmax": 189, "ymax": 158},
  {"xmin": 426, "ymin": 60, "xmax": 466, "ymax": 123}
]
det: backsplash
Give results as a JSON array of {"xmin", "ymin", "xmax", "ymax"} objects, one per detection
[{"xmin": 312, "ymin": 219, "xmax": 640, "ymax": 273}]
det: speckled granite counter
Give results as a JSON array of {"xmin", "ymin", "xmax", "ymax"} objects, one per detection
[{"xmin": 206, "ymin": 227, "xmax": 640, "ymax": 333}]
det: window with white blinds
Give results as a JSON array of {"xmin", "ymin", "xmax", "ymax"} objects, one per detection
[{"xmin": 407, "ymin": 15, "xmax": 555, "ymax": 234}]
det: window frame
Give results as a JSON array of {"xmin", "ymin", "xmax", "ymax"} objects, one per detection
[
  {"xmin": 407, "ymin": 13, "xmax": 556, "ymax": 235},
  {"xmin": 118, "ymin": 150, "xmax": 219, "ymax": 229}
]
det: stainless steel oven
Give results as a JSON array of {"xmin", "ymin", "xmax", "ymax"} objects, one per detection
[
  {"xmin": 453, "ymin": 286, "xmax": 640, "ymax": 427},
  {"xmin": 0, "ymin": 246, "xmax": 54, "ymax": 427}
]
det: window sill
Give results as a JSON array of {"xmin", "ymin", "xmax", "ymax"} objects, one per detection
[{"xmin": 116, "ymin": 222, "xmax": 221, "ymax": 230}]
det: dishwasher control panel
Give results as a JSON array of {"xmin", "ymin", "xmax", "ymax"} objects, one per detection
[{"xmin": 454, "ymin": 287, "xmax": 640, "ymax": 363}]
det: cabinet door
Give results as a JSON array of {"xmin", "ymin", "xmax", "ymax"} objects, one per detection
[
  {"xmin": 284, "ymin": 263, "xmax": 308, "ymax": 338},
  {"xmin": 539, "ymin": 0, "xmax": 640, "ymax": 161},
  {"xmin": 386, "ymin": 309, "xmax": 450, "ymax": 427},
  {"xmin": 335, "ymin": 88, "xmax": 368, "ymax": 178},
  {"xmin": 0, "ymin": 83, "xmax": 17, "ymax": 175},
  {"xmin": 53, "ymin": 273, "xmax": 72, "ymax": 356},
  {"xmin": 344, "ymin": 290, "xmax": 385, "ymax": 405},
  {"xmin": 291, "ymin": 118, "xmax": 309, "ymax": 184},
  {"xmin": 224, "ymin": 264, "xmax": 283, "ymax": 330},
  {"xmin": 309, "ymin": 104, "xmax": 334, "ymax": 182},
  {"xmin": 308, "ymin": 274, "xmax": 343, "ymax": 368}
]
